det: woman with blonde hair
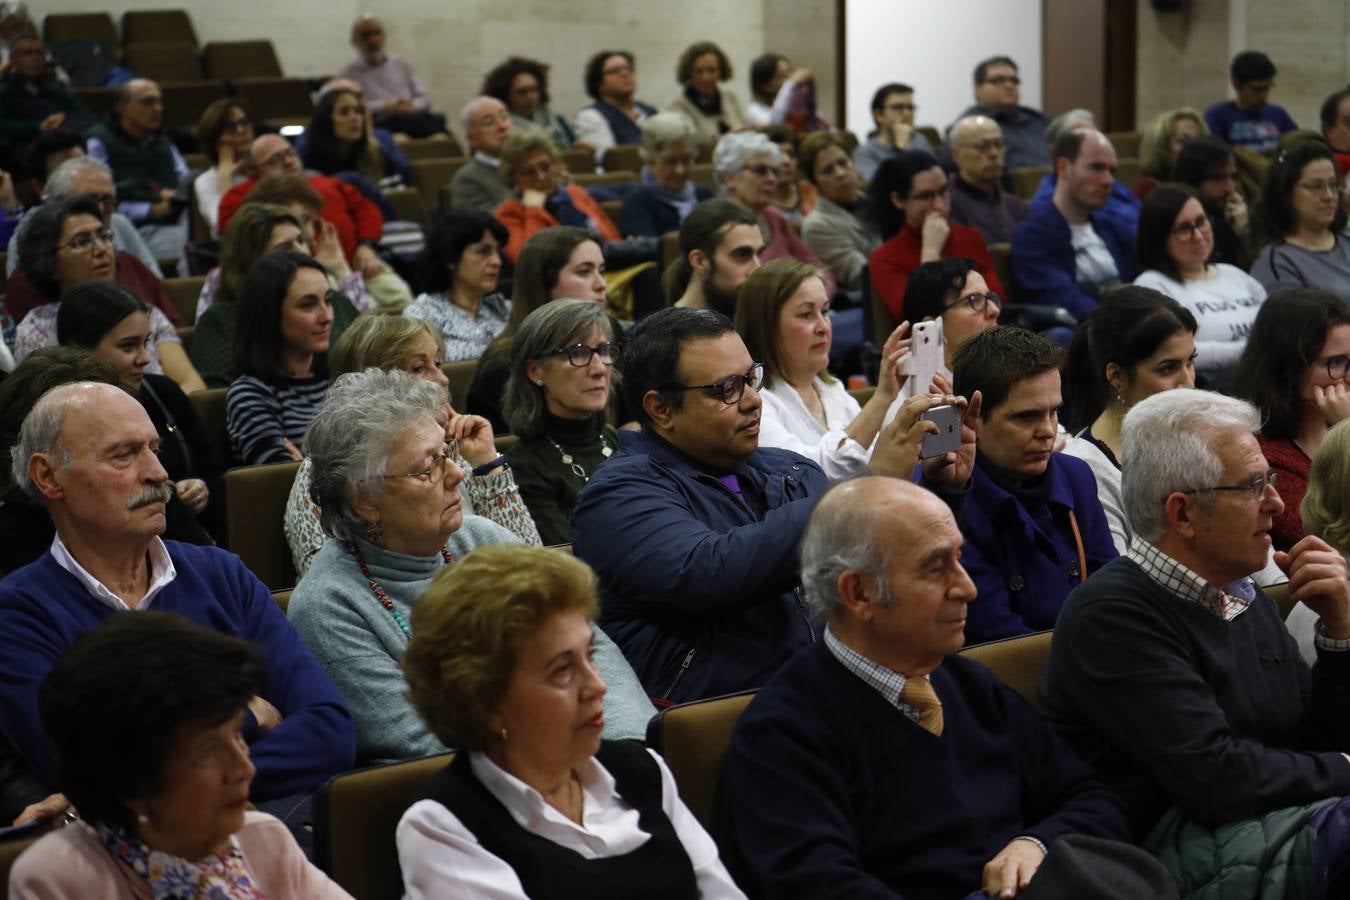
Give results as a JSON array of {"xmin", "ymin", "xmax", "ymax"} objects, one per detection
[
  {"xmin": 1133, "ymin": 107, "xmax": 1208, "ymax": 201},
  {"xmin": 1302, "ymin": 418, "xmax": 1350, "ymax": 557}
]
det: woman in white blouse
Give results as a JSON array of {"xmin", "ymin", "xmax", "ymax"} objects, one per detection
[
  {"xmin": 398, "ymin": 544, "xmax": 745, "ymax": 900},
  {"xmin": 734, "ymin": 258, "xmax": 908, "ymax": 479}
]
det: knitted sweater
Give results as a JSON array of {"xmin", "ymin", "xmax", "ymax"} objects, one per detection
[
  {"xmin": 503, "ymin": 414, "xmax": 619, "ymax": 547},
  {"xmin": 1257, "ymin": 434, "xmax": 1310, "ymax": 552}
]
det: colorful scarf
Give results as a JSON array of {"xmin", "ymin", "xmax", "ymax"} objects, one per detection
[{"xmin": 98, "ymin": 823, "xmax": 268, "ymax": 899}]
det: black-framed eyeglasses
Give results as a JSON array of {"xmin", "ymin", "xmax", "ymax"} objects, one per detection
[
  {"xmin": 1323, "ymin": 354, "xmax": 1350, "ymax": 381},
  {"xmin": 660, "ymin": 363, "xmax": 765, "ymax": 405},
  {"xmin": 984, "ymin": 75, "xmax": 1021, "ymax": 86},
  {"xmin": 56, "ymin": 227, "xmax": 114, "ymax": 253},
  {"xmin": 547, "ymin": 341, "xmax": 619, "ymax": 367},
  {"xmin": 380, "ymin": 440, "xmax": 459, "ymax": 483},
  {"xmin": 1170, "ymin": 214, "xmax": 1211, "ymax": 240},
  {"xmin": 944, "ymin": 290, "xmax": 1001, "ymax": 314},
  {"xmin": 1170, "ymin": 471, "xmax": 1277, "ymax": 502}
]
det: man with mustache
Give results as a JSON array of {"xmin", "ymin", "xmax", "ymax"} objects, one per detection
[
  {"xmin": 570, "ymin": 307, "xmax": 981, "ymax": 703},
  {"xmin": 0, "ymin": 381, "xmax": 355, "ymax": 828}
]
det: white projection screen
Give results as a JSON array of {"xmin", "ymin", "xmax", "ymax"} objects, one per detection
[{"xmin": 842, "ymin": 0, "xmax": 1044, "ymax": 143}]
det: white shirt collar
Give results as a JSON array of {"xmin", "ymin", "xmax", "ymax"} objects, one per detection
[
  {"xmin": 50, "ymin": 533, "xmax": 177, "ymax": 611},
  {"xmin": 473, "ymin": 151, "xmax": 501, "ymax": 168},
  {"xmin": 469, "ymin": 751, "xmax": 611, "ymax": 834}
]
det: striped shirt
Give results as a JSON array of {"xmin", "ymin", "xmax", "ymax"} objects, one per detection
[{"xmin": 226, "ymin": 374, "xmax": 329, "ymax": 466}]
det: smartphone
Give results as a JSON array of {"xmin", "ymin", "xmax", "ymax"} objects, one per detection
[
  {"xmin": 919, "ymin": 404, "xmax": 961, "ymax": 460},
  {"xmin": 909, "ymin": 319, "xmax": 945, "ymax": 396}
]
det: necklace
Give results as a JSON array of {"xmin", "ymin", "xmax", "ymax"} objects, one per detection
[
  {"xmin": 349, "ymin": 541, "xmax": 453, "ymax": 639},
  {"xmin": 547, "ymin": 433, "xmax": 614, "ymax": 482}
]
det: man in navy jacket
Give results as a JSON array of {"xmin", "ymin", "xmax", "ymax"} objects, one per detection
[{"xmin": 571, "ymin": 307, "xmax": 980, "ymax": 704}]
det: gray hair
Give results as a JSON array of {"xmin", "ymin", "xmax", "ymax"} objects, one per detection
[
  {"xmin": 799, "ymin": 478, "xmax": 896, "ymax": 618},
  {"xmin": 1045, "ymin": 108, "xmax": 1096, "ymax": 147},
  {"xmin": 639, "ymin": 112, "xmax": 697, "ymax": 162},
  {"xmin": 505, "ymin": 299, "xmax": 613, "ymax": 438},
  {"xmin": 303, "ymin": 368, "xmax": 446, "ymax": 541},
  {"xmin": 712, "ymin": 131, "xmax": 782, "ymax": 185},
  {"xmin": 10, "ymin": 383, "xmax": 85, "ymax": 503},
  {"xmin": 459, "ymin": 95, "xmax": 496, "ymax": 137},
  {"xmin": 44, "ymin": 156, "xmax": 112, "ymax": 201},
  {"xmin": 1121, "ymin": 389, "xmax": 1262, "ymax": 543}
]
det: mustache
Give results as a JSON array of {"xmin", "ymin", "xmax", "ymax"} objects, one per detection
[{"xmin": 127, "ymin": 482, "xmax": 173, "ymax": 509}]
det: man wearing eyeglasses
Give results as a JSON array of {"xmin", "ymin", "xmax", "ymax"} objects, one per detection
[
  {"xmin": 571, "ymin": 306, "xmax": 981, "ymax": 704},
  {"xmin": 947, "ymin": 56, "xmax": 1050, "ymax": 170},
  {"xmin": 1041, "ymin": 388, "xmax": 1350, "ymax": 894},
  {"xmin": 853, "ymin": 82, "xmax": 935, "ymax": 183},
  {"xmin": 947, "ymin": 114, "xmax": 1029, "ymax": 245},
  {"xmin": 449, "ymin": 96, "xmax": 514, "ymax": 214}
]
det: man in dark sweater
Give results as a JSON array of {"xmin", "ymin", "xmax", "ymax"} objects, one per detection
[
  {"xmin": 719, "ymin": 476, "xmax": 1131, "ymax": 900},
  {"xmin": 1041, "ymin": 389, "xmax": 1350, "ymax": 880}
]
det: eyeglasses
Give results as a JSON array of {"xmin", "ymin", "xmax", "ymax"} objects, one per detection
[
  {"xmin": 943, "ymin": 290, "xmax": 1001, "ymax": 314},
  {"xmin": 603, "ymin": 63, "xmax": 634, "ymax": 76},
  {"xmin": 983, "ymin": 75, "xmax": 1021, "ymax": 86},
  {"xmin": 1200, "ymin": 168, "xmax": 1237, "ymax": 183},
  {"xmin": 224, "ymin": 117, "xmax": 252, "ymax": 132},
  {"xmin": 1170, "ymin": 215, "xmax": 1211, "ymax": 240},
  {"xmin": 381, "ymin": 440, "xmax": 459, "ymax": 483},
  {"xmin": 516, "ymin": 159, "xmax": 556, "ymax": 180},
  {"xmin": 908, "ymin": 184, "xmax": 949, "ymax": 204},
  {"xmin": 56, "ymin": 227, "xmax": 114, "ymax": 253},
  {"xmin": 655, "ymin": 154, "xmax": 694, "ymax": 169},
  {"xmin": 883, "ymin": 103, "xmax": 916, "ymax": 114},
  {"xmin": 660, "ymin": 363, "xmax": 765, "ymax": 405},
  {"xmin": 260, "ymin": 147, "xmax": 298, "ymax": 169},
  {"xmin": 744, "ymin": 164, "xmax": 777, "ymax": 178},
  {"xmin": 547, "ymin": 341, "xmax": 619, "ymax": 367},
  {"xmin": 1323, "ymin": 354, "xmax": 1350, "ymax": 380},
  {"xmin": 959, "ymin": 138, "xmax": 1005, "ymax": 154},
  {"xmin": 1298, "ymin": 180, "xmax": 1340, "ymax": 197},
  {"xmin": 1173, "ymin": 471, "xmax": 1278, "ymax": 502}
]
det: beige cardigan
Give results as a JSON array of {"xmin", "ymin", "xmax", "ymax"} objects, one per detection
[{"xmin": 667, "ymin": 88, "xmax": 748, "ymax": 139}]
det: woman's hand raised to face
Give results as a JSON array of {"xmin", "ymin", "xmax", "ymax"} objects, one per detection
[
  {"xmin": 1314, "ymin": 381, "xmax": 1350, "ymax": 426},
  {"xmin": 874, "ymin": 320, "xmax": 911, "ymax": 401},
  {"xmin": 446, "ymin": 412, "xmax": 497, "ymax": 467}
]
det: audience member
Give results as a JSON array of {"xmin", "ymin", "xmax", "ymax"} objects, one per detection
[
  {"xmin": 481, "ymin": 56, "xmax": 580, "ymax": 151},
  {"xmin": 721, "ymin": 476, "xmax": 1148, "ymax": 900},
  {"xmin": 1171, "ymin": 135, "xmax": 1253, "ymax": 268},
  {"xmin": 300, "ymin": 86, "xmax": 410, "ymax": 184},
  {"xmin": 0, "ymin": 380, "xmax": 354, "ymax": 823},
  {"xmin": 397, "ymin": 544, "xmax": 741, "ymax": 898},
  {"xmin": 574, "ymin": 49, "xmax": 657, "ymax": 163},
  {"xmin": 952, "ymin": 326, "xmax": 1117, "ymax": 643},
  {"xmin": 1029, "ymin": 114, "xmax": 1143, "ymax": 246},
  {"xmin": 337, "ymin": 15, "xmax": 447, "ymax": 138},
  {"xmin": 1303, "ymin": 420, "xmax": 1350, "ymax": 570},
  {"xmin": 1133, "ymin": 107, "xmax": 1207, "ymax": 200},
  {"xmin": 868, "ymin": 151, "xmax": 1001, "ymax": 321},
  {"xmin": 714, "ymin": 132, "xmax": 835, "ymax": 295},
  {"xmin": 799, "ymin": 131, "xmax": 878, "ymax": 291},
  {"xmin": 667, "ymin": 40, "xmax": 747, "ymax": 138},
  {"xmin": 10, "ymin": 197, "xmax": 203, "ymax": 393},
  {"xmin": 1041, "ymin": 388, "xmax": 1350, "ymax": 895},
  {"xmin": 764, "ymin": 125, "xmax": 815, "ymax": 222},
  {"xmin": 449, "ymin": 96, "xmax": 515, "ymax": 214},
  {"xmin": 9, "ymin": 126, "xmax": 84, "ymax": 211},
  {"xmin": 949, "ymin": 56, "xmax": 1051, "ymax": 169},
  {"xmin": 284, "ymin": 314, "xmax": 539, "ymax": 579},
  {"xmin": 57, "ymin": 282, "xmax": 218, "ymax": 545},
  {"xmin": 620, "ymin": 112, "xmax": 713, "ymax": 237},
  {"xmin": 406, "ymin": 211, "xmax": 509, "ymax": 361},
  {"xmin": 1012, "ymin": 130, "xmax": 1135, "ymax": 319},
  {"xmin": 1134, "ymin": 184, "xmax": 1265, "ymax": 390},
  {"xmin": 746, "ymin": 52, "xmax": 825, "ymax": 132},
  {"xmin": 503, "ymin": 300, "xmax": 620, "ymax": 545},
  {"xmin": 946, "ymin": 114, "xmax": 1029, "ymax": 245},
  {"xmin": 853, "ymin": 82, "xmax": 935, "ymax": 182},
  {"xmin": 570, "ymin": 306, "xmax": 977, "ymax": 702},
  {"xmin": 1320, "ymin": 87, "xmax": 1350, "ymax": 179},
  {"xmin": 7, "ymin": 613, "xmax": 353, "ymax": 898},
  {"xmin": 736, "ymin": 258, "xmax": 907, "ymax": 478},
  {"xmin": 0, "ymin": 32, "xmax": 90, "ymax": 143},
  {"xmin": 1251, "ymin": 141, "xmax": 1350, "ymax": 302},
  {"xmin": 1204, "ymin": 51, "xmax": 1297, "ymax": 154},
  {"xmin": 225, "ymin": 251, "xmax": 334, "ymax": 465},
  {"xmin": 494, "ymin": 130, "xmax": 620, "ymax": 264},
  {"xmin": 667, "ymin": 198, "xmax": 763, "ymax": 313},
  {"xmin": 1062, "ymin": 287, "xmax": 1198, "ymax": 553},
  {"xmin": 192, "ymin": 99, "xmax": 254, "ymax": 239},
  {"xmin": 1234, "ymin": 288, "xmax": 1350, "ymax": 551}
]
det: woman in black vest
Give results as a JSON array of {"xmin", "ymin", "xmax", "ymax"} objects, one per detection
[{"xmin": 399, "ymin": 544, "xmax": 746, "ymax": 899}]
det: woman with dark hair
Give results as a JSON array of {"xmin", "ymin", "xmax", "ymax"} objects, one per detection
[
  {"xmin": 667, "ymin": 40, "xmax": 746, "ymax": 139},
  {"xmin": 503, "ymin": 300, "xmax": 619, "ymax": 545},
  {"xmin": 192, "ymin": 99, "xmax": 254, "ymax": 237},
  {"xmin": 8, "ymin": 612, "xmax": 352, "ymax": 898},
  {"xmin": 481, "ymin": 55, "xmax": 578, "ymax": 150},
  {"xmin": 1251, "ymin": 142, "xmax": 1350, "ymax": 302},
  {"xmin": 57, "ymin": 282, "xmax": 220, "ymax": 543},
  {"xmin": 405, "ymin": 211, "xmax": 510, "ymax": 361},
  {"xmin": 1171, "ymin": 135, "xmax": 1252, "ymax": 268},
  {"xmin": 764, "ymin": 125, "xmax": 815, "ymax": 222},
  {"xmin": 1062, "ymin": 287, "xmax": 1198, "ymax": 553},
  {"xmin": 299, "ymin": 87, "xmax": 409, "ymax": 184},
  {"xmin": 1234, "ymin": 288, "xmax": 1350, "ymax": 550},
  {"xmin": 1133, "ymin": 183, "xmax": 1266, "ymax": 391},
  {"xmin": 896, "ymin": 257, "xmax": 1002, "ymax": 381},
  {"xmin": 225, "ymin": 250, "xmax": 335, "ymax": 466}
]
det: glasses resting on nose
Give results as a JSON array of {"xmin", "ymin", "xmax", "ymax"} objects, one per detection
[
  {"xmin": 942, "ymin": 290, "xmax": 1001, "ymax": 314},
  {"xmin": 1171, "ymin": 471, "xmax": 1277, "ymax": 502},
  {"xmin": 1298, "ymin": 180, "xmax": 1341, "ymax": 197},
  {"xmin": 660, "ymin": 363, "xmax": 766, "ymax": 405},
  {"xmin": 546, "ymin": 341, "xmax": 619, "ymax": 367},
  {"xmin": 1322, "ymin": 354, "xmax": 1350, "ymax": 381},
  {"xmin": 56, "ymin": 227, "xmax": 115, "ymax": 253},
  {"xmin": 380, "ymin": 439, "xmax": 460, "ymax": 483},
  {"xmin": 1170, "ymin": 215, "xmax": 1212, "ymax": 240}
]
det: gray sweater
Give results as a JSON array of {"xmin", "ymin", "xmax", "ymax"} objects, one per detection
[{"xmin": 288, "ymin": 518, "xmax": 655, "ymax": 762}]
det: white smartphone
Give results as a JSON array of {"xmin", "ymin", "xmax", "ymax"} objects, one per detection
[
  {"xmin": 909, "ymin": 319, "xmax": 945, "ymax": 396},
  {"xmin": 919, "ymin": 404, "xmax": 962, "ymax": 460}
]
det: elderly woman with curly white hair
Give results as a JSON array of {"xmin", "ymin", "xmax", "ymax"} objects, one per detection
[
  {"xmin": 712, "ymin": 131, "xmax": 835, "ymax": 296},
  {"xmin": 287, "ymin": 368, "xmax": 654, "ymax": 763}
]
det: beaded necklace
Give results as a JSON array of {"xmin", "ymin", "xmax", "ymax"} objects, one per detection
[
  {"xmin": 547, "ymin": 432, "xmax": 615, "ymax": 482},
  {"xmin": 348, "ymin": 541, "xmax": 453, "ymax": 639}
]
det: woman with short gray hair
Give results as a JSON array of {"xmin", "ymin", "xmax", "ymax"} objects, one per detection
[
  {"xmin": 620, "ymin": 112, "xmax": 713, "ymax": 237},
  {"xmin": 503, "ymin": 299, "xmax": 619, "ymax": 545}
]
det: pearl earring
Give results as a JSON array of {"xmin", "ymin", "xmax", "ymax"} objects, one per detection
[
  {"xmin": 498, "ymin": 727, "xmax": 508, "ymax": 742},
  {"xmin": 138, "ymin": 813, "xmax": 149, "ymax": 825}
]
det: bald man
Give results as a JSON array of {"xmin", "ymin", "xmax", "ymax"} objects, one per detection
[
  {"xmin": 947, "ymin": 114, "xmax": 1028, "ymax": 245},
  {"xmin": 336, "ymin": 15, "xmax": 446, "ymax": 137}
]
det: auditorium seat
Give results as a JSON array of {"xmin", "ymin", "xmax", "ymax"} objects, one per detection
[
  {"xmin": 410, "ymin": 157, "xmax": 469, "ymax": 209},
  {"xmin": 495, "ymin": 434, "xmax": 519, "ymax": 453},
  {"xmin": 225, "ymin": 460, "xmax": 301, "ymax": 591},
  {"xmin": 175, "ymin": 326, "xmax": 193, "ymax": 354},
  {"xmin": 188, "ymin": 387, "xmax": 230, "ymax": 471},
  {"xmin": 989, "ymin": 242, "xmax": 1014, "ymax": 303},
  {"xmin": 600, "ymin": 198, "xmax": 622, "ymax": 224},
  {"xmin": 1114, "ymin": 157, "xmax": 1141, "ymax": 188},
  {"xmin": 314, "ymin": 753, "xmax": 453, "ymax": 900},
  {"xmin": 645, "ymin": 689, "xmax": 757, "ymax": 833},
  {"xmin": 201, "ymin": 40, "xmax": 283, "ymax": 80},
  {"xmin": 121, "ymin": 42, "xmax": 204, "ymax": 83},
  {"xmin": 72, "ymin": 86, "xmax": 117, "ymax": 119},
  {"xmin": 160, "ymin": 81, "xmax": 227, "ymax": 130},
  {"xmin": 385, "ymin": 187, "xmax": 427, "ymax": 227},
  {"xmin": 572, "ymin": 170, "xmax": 638, "ymax": 190},
  {"xmin": 864, "ymin": 263, "xmax": 899, "ymax": 344},
  {"xmin": 1011, "ymin": 165, "xmax": 1050, "ymax": 201},
  {"xmin": 563, "ymin": 146, "xmax": 596, "ymax": 176},
  {"xmin": 121, "ymin": 10, "xmax": 197, "ymax": 47},
  {"xmin": 43, "ymin": 13, "xmax": 117, "ymax": 47},
  {"xmin": 398, "ymin": 135, "xmax": 464, "ymax": 160},
  {"xmin": 1106, "ymin": 130, "xmax": 1142, "ymax": 158},
  {"xmin": 1266, "ymin": 580, "xmax": 1293, "ymax": 621},
  {"xmin": 272, "ymin": 589, "xmax": 292, "ymax": 613},
  {"xmin": 689, "ymin": 163, "xmax": 717, "ymax": 192},
  {"xmin": 235, "ymin": 77, "xmax": 314, "ymax": 128},
  {"xmin": 602, "ymin": 144, "xmax": 642, "ymax": 175},
  {"xmin": 917, "ymin": 125, "xmax": 942, "ymax": 153},
  {"xmin": 958, "ymin": 630, "xmax": 1053, "ymax": 706},
  {"xmin": 660, "ymin": 230, "xmax": 681, "ymax": 270},
  {"xmin": 441, "ymin": 359, "xmax": 477, "ymax": 409},
  {"xmin": 162, "ymin": 276, "xmax": 205, "ymax": 326}
]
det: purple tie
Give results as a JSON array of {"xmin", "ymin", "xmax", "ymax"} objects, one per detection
[{"xmin": 718, "ymin": 473, "xmax": 749, "ymax": 509}]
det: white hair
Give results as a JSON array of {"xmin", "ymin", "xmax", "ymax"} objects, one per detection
[
  {"xmin": 459, "ymin": 95, "xmax": 497, "ymax": 137},
  {"xmin": 44, "ymin": 156, "xmax": 112, "ymax": 200},
  {"xmin": 1120, "ymin": 389, "xmax": 1262, "ymax": 543},
  {"xmin": 10, "ymin": 384, "xmax": 91, "ymax": 503},
  {"xmin": 799, "ymin": 478, "xmax": 903, "ymax": 618},
  {"xmin": 711, "ymin": 131, "xmax": 782, "ymax": 184},
  {"xmin": 639, "ymin": 112, "xmax": 697, "ymax": 162}
]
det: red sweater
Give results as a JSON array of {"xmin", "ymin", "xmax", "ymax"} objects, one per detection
[
  {"xmin": 869, "ymin": 221, "xmax": 1003, "ymax": 322},
  {"xmin": 495, "ymin": 185, "xmax": 620, "ymax": 264},
  {"xmin": 217, "ymin": 173, "xmax": 383, "ymax": 263},
  {"xmin": 4, "ymin": 251, "xmax": 183, "ymax": 327},
  {"xmin": 1257, "ymin": 433, "xmax": 1310, "ymax": 552}
]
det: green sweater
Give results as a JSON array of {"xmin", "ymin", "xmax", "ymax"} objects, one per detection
[
  {"xmin": 190, "ymin": 293, "xmax": 361, "ymax": 388},
  {"xmin": 504, "ymin": 414, "xmax": 619, "ymax": 546}
]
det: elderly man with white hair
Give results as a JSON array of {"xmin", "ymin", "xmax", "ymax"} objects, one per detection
[
  {"xmin": 449, "ymin": 95, "xmax": 514, "ymax": 214},
  {"xmin": 1041, "ymin": 388, "xmax": 1350, "ymax": 896},
  {"xmin": 619, "ymin": 112, "xmax": 713, "ymax": 237}
]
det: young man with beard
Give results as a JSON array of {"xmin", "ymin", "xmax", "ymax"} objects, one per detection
[{"xmin": 669, "ymin": 199, "xmax": 764, "ymax": 315}]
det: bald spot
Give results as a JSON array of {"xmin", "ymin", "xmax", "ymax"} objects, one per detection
[
  {"xmin": 951, "ymin": 115, "xmax": 1000, "ymax": 145},
  {"xmin": 43, "ymin": 383, "xmax": 147, "ymax": 456},
  {"xmin": 816, "ymin": 476, "xmax": 953, "ymax": 548}
]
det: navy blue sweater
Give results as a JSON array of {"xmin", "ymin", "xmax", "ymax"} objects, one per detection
[{"xmin": 719, "ymin": 642, "xmax": 1128, "ymax": 900}]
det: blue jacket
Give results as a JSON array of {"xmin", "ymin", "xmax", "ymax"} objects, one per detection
[
  {"xmin": 1032, "ymin": 173, "xmax": 1140, "ymax": 237},
  {"xmin": 620, "ymin": 183, "xmax": 714, "ymax": 237},
  {"xmin": 1010, "ymin": 194, "xmax": 1138, "ymax": 320},
  {"xmin": 961, "ymin": 452, "xmax": 1117, "ymax": 645},
  {"xmin": 570, "ymin": 429, "xmax": 826, "ymax": 704}
]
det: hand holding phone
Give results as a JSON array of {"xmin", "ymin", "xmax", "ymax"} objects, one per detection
[{"xmin": 918, "ymin": 404, "xmax": 961, "ymax": 459}]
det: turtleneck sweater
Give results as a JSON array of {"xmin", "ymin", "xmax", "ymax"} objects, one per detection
[{"xmin": 505, "ymin": 412, "xmax": 620, "ymax": 546}]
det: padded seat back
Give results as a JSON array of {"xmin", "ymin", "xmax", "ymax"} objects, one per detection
[
  {"xmin": 235, "ymin": 77, "xmax": 313, "ymax": 127},
  {"xmin": 122, "ymin": 10, "xmax": 198, "ymax": 47},
  {"xmin": 160, "ymin": 81, "xmax": 227, "ymax": 130},
  {"xmin": 162, "ymin": 277, "xmax": 204, "ymax": 326},
  {"xmin": 122, "ymin": 42, "xmax": 204, "ymax": 82},
  {"xmin": 187, "ymin": 387, "xmax": 230, "ymax": 472},
  {"xmin": 44, "ymin": 13, "xmax": 117, "ymax": 46},
  {"xmin": 440, "ymin": 359, "xmax": 477, "ymax": 408},
  {"xmin": 689, "ymin": 163, "xmax": 717, "ymax": 192},
  {"xmin": 1265, "ymin": 580, "xmax": 1294, "ymax": 621},
  {"xmin": 958, "ymin": 630, "xmax": 1053, "ymax": 706},
  {"xmin": 384, "ymin": 187, "xmax": 426, "ymax": 226},
  {"xmin": 202, "ymin": 40, "xmax": 282, "ymax": 79},
  {"xmin": 410, "ymin": 157, "xmax": 469, "ymax": 208},
  {"xmin": 989, "ymin": 242, "xmax": 1015, "ymax": 302},
  {"xmin": 644, "ymin": 690, "xmax": 757, "ymax": 832},
  {"xmin": 563, "ymin": 147, "xmax": 596, "ymax": 175},
  {"xmin": 225, "ymin": 460, "xmax": 301, "ymax": 591},
  {"xmin": 399, "ymin": 135, "xmax": 463, "ymax": 159},
  {"xmin": 1011, "ymin": 166, "xmax": 1050, "ymax": 201},
  {"xmin": 602, "ymin": 144, "xmax": 642, "ymax": 175}
]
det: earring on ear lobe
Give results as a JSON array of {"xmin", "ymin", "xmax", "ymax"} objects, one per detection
[
  {"xmin": 137, "ymin": 813, "xmax": 149, "ymax": 825},
  {"xmin": 536, "ymin": 380, "xmax": 545, "ymax": 387}
]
